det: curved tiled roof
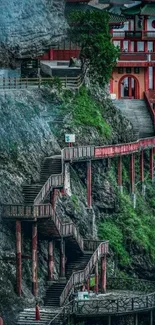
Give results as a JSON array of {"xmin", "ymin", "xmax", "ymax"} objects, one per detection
[{"xmin": 122, "ymin": 3, "xmax": 155, "ymax": 15}]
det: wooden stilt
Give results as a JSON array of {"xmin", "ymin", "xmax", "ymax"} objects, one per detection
[
  {"xmin": 101, "ymin": 255, "xmax": 107, "ymax": 293},
  {"xmin": 48, "ymin": 241, "xmax": 54, "ymax": 281},
  {"xmin": 60, "ymin": 238, "xmax": 65, "ymax": 278},
  {"xmin": 16, "ymin": 220, "xmax": 22, "ymax": 296},
  {"xmin": 32, "ymin": 223, "xmax": 38, "ymax": 296},
  {"xmin": 87, "ymin": 160, "xmax": 92, "ymax": 208}
]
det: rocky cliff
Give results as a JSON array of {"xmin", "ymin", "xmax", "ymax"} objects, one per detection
[
  {"xmin": 0, "ymin": 0, "xmax": 66, "ymax": 66},
  {"xmin": 0, "ymin": 86, "xmax": 134, "ymax": 324}
]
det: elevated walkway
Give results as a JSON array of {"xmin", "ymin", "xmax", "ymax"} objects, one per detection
[{"xmin": 113, "ymin": 99, "xmax": 154, "ymax": 139}]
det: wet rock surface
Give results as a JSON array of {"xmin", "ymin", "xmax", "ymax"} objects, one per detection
[{"xmin": 0, "ymin": 0, "xmax": 67, "ymax": 66}]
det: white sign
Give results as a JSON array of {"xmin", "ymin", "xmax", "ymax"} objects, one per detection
[{"xmin": 65, "ymin": 134, "xmax": 75, "ymax": 143}]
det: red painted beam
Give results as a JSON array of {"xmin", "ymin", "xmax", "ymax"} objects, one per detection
[
  {"xmin": 130, "ymin": 153, "xmax": 135, "ymax": 194},
  {"xmin": 118, "ymin": 156, "xmax": 122, "ymax": 190},
  {"xmin": 95, "ymin": 261, "xmax": 99, "ymax": 294},
  {"xmin": 87, "ymin": 160, "xmax": 92, "ymax": 208},
  {"xmin": 140, "ymin": 150, "xmax": 144, "ymax": 183},
  {"xmin": 101, "ymin": 256, "xmax": 106, "ymax": 293},
  {"xmin": 48, "ymin": 241, "xmax": 54, "ymax": 281},
  {"xmin": 16, "ymin": 221, "xmax": 22, "ymax": 296},
  {"xmin": 32, "ymin": 223, "xmax": 38, "ymax": 296}
]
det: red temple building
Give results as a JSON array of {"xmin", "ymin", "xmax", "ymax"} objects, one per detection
[{"xmin": 39, "ymin": 0, "xmax": 155, "ymax": 104}]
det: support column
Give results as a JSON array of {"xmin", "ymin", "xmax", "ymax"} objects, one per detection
[
  {"xmin": 135, "ymin": 314, "xmax": 138, "ymax": 325},
  {"xmin": 150, "ymin": 310, "xmax": 153, "ymax": 325},
  {"xmin": 101, "ymin": 255, "xmax": 107, "ymax": 293},
  {"xmin": 150, "ymin": 148, "xmax": 154, "ymax": 182},
  {"xmin": 144, "ymin": 67, "xmax": 149, "ymax": 92},
  {"xmin": 60, "ymin": 238, "xmax": 66, "ymax": 279},
  {"xmin": 48, "ymin": 241, "xmax": 54, "ymax": 281},
  {"xmin": 140, "ymin": 150, "xmax": 146, "ymax": 195},
  {"xmin": 129, "ymin": 77, "xmax": 132, "ymax": 98},
  {"xmin": 32, "ymin": 223, "xmax": 38, "ymax": 296},
  {"xmin": 95, "ymin": 261, "xmax": 99, "ymax": 294},
  {"xmin": 16, "ymin": 220, "xmax": 22, "ymax": 296},
  {"xmin": 51, "ymin": 189, "xmax": 57, "ymax": 215},
  {"xmin": 118, "ymin": 156, "xmax": 123, "ymax": 192},
  {"xmin": 87, "ymin": 160, "xmax": 92, "ymax": 208},
  {"xmin": 108, "ymin": 316, "xmax": 111, "ymax": 325},
  {"xmin": 130, "ymin": 153, "xmax": 136, "ymax": 208},
  {"xmin": 87, "ymin": 277, "xmax": 90, "ymax": 293},
  {"xmin": 49, "ymin": 49, "xmax": 54, "ymax": 61}
]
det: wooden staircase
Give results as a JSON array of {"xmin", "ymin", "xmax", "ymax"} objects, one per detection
[
  {"xmin": 23, "ymin": 156, "xmax": 62, "ymax": 205},
  {"xmin": 44, "ymin": 253, "xmax": 92, "ymax": 307}
]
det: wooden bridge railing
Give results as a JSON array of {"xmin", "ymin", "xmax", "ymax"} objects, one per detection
[
  {"xmin": 60, "ymin": 241, "xmax": 109, "ymax": 306},
  {"xmin": 34, "ymin": 174, "xmax": 63, "ymax": 205},
  {"xmin": 62, "ymin": 137, "xmax": 155, "ymax": 161},
  {"xmin": 144, "ymin": 91, "xmax": 155, "ymax": 129},
  {"xmin": 2, "ymin": 203, "xmax": 84, "ymax": 251},
  {"xmin": 0, "ymin": 76, "xmax": 82, "ymax": 90},
  {"xmin": 73, "ymin": 278, "xmax": 155, "ymax": 316}
]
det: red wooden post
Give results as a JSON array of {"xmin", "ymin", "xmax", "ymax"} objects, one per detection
[
  {"xmin": 144, "ymin": 68, "xmax": 149, "ymax": 92},
  {"xmin": 118, "ymin": 156, "xmax": 123, "ymax": 192},
  {"xmin": 101, "ymin": 255, "xmax": 107, "ymax": 293},
  {"xmin": 87, "ymin": 160, "xmax": 92, "ymax": 208},
  {"xmin": 60, "ymin": 238, "xmax": 65, "ymax": 278},
  {"xmin": 48, "ymin": 241, "xmax": 54, "ymax": 281},
  {"xmin": 130, "ymin": 153, "xmax": 135, "ymax": 193},
  {"xmin": 16, "ymin": 220, "xmax": 22, "ymax": 296},
  {"xmin": 130, "ymin": 153, "xmax": 136, "ymax": 208},
  {"xmin": 51, "ymin": 189, "xmax": 57, "ymax": 215},
  {"xmin": 49, "ymin": 49, "xmax": 54, "ymax": 61},
  {"xmin": 95, "ymin": 261, "xmax": 99, "ymax": 294},
  {"xmin": 140, "ymin": 150, "xmax": 145, "ymax": 195},
  {"xmin": 32, "ymin": 223, "xmax": 38, "ymax": 296},
  {"xmin": 87, "ymin": 277, "xmax": 90, "ymax": 293},
  {"xmin": 150, "ymin": 148, "xmax": 154, "ymax": 181}
]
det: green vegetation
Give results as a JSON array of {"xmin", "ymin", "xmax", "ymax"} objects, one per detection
[
  {"xmin": 68, "ymin": 10, "xmax": 119, "ymax": 86},
  {"xmin": 62, "ymin": 87, "xmax": 111, "ymax": 138},
  {"xmin": 98, "ymin": 160, "xmax": 155, "ymax": 270}
]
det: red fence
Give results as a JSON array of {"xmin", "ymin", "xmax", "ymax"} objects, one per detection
[{"xmin": 63, "ymin": 137, "xmax": 155, "ymax": 161}]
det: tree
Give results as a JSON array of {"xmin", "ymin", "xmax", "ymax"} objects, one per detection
[{"xmin": 68, "ymin": 10, "xmax": 119, "ymax": 87}]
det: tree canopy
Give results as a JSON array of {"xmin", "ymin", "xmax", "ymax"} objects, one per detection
[{"xmin": 68, "ymin": 10, "xmax": 119, "ymax": 87}]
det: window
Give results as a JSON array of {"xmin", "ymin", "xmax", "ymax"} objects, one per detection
[
  {"xmin": 137, "ymin": 41, "xmax": 144, "ymax": 52},
  {"xmin": 126, "ymin": 67, "xmax": 131, "ymax": 73},
  {"xmin": 118, "ymin": 68, "xmax": 124, "ymax": 74},
  {"xmin": 134, "ymin": 67, "xmax": 140, "ymax": 74}
]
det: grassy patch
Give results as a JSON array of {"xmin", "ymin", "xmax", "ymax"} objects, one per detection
[{"xmin": 62, "ymin": 87, "xmax": 111, "ymax": 138}]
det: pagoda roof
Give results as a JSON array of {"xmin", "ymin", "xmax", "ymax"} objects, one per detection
[
  {"xmin": 65, "ymin": 2, "xmax": 127, "ymax": 24},
  {"xmin": 122, "ymin": 3, "xmax": 155, "ymax": 15}
]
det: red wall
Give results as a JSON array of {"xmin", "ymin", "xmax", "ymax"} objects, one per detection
[{"xmin": 38, "ymin": 49, "xmax": 80, "ymax": 61}]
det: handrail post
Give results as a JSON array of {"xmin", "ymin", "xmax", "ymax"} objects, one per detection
[{"xmin": 16, "ymin": 220, "xmax": 22, "ymax": 296}]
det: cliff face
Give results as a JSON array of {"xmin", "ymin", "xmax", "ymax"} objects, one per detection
[
  {"xmin": 0, "ymin": 0, "xmax": 66, "ymax": 66},
  {"xmin": 0, "ymin": 87, "xmax": 133, "ymax": 324}
]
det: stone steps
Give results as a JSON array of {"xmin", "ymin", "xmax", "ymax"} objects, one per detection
[
  {"xmin": 113, "ymin": 99, "xmax": 154, "ymax": 139},
  {"xmin": 17, "ymin": 307, "xmax": 62, "ymax": 325}
]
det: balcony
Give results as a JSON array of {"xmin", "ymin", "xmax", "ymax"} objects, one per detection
[
  {"xmin": 112, "ymin": 31, "xmax": 155, "ymax": 41},
  {"xmin": 116, "ymin": 52, "xmax": 155, "ymax": 67}
]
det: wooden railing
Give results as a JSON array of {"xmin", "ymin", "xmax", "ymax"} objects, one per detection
[
  {"xmin": 112, "ymin": 30, "xmax": 155, "ymax": 40},
  {"xmin": 0, "ymin": 76, "xmax": 82, "ymax": 90},
  {"xmin": 34, "ymin": 174, "xmax": 63, "ymax": 205},
  {"xmin": 60, "ymin": 241, "xmax": 109, "ymax": 306},
  {"xmin": 62, "ymin": 137, "xmax": 155, "ymax": 161},
  {"xmin": 144, "ymin": 91, "xmax": 155, "ymax": 129},
  {"xmin": 2, "ymin": 203, "xmax": 84, "ymax": 251},
  {"xmin": 73, "ymin": 278, "xmax": 155, "ymax": 316},
  {"xmin": 83, "ymin": 240, "xmax": 106, "ymax": 252}
]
